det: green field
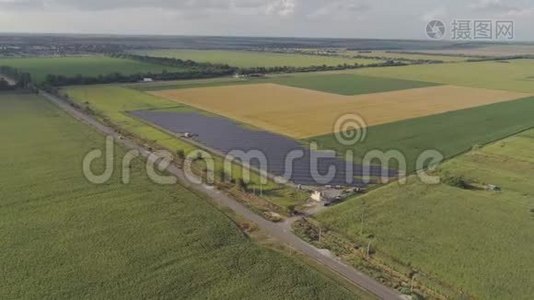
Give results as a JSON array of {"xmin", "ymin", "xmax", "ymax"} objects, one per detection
[
  {"xmin": 308, "ymin": 96, "xmax": 534, "ymax": 173},
  {"xmin": 0, "ymin": 92, "xmax": 368, "ymax": 299},
  {"xmin": 133, "ymin": 49, "xmax": 383, "ymax": 68},
  {"xmin": 355, "ymin": 59, "xmax": 534, "ymax": 93},
  {"xmin": 268, "ymin": 73, "xmax": 438, "ymax": 95},
  {"xmin": 316, "ymin": 129, "xmax": 534, "ymax": 299},
  {"xmin": 0, "ymin": 56, "xmax": 185, "ymax": 83}
]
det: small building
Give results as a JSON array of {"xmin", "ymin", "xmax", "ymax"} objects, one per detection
[{"xmin": 142, "ymin": 78, "xmax": 153, "ymax": 82}]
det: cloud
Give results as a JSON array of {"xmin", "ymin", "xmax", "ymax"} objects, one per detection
[
  {"xmin": 504, "ymin": 8, "xmax": 534, "ymax": 17},
  {"xmin": 306, "ymin": 0, "xmax": 370, "ymax": 20},
  {"xmin": 420, "ymin": 7, "xmax": 447, "ymax": 22},
  {"xmin": 0, "ymin": 0, "xmax": 264, "ymax": 12},
  {"xmin": 265, "ymin": 0, "xmax": 297, "ymax": 17},
  {"xmin": 0, "ymin": 0, "xmax": 532, "ymax": 40},
  {"xmin": 0, "ymin": 0, "xmax": 44, "ymax": 10},
  {"xmin": 468, "ymin": 0, "xmax": 534, "ymax": 19},
  {"xmin": 469, "ymin": 0, "xmax": 518, "ymax": 13},
  {"xmin": 0, "ymin": 0, "xmax": 370, "ymax": 20}
]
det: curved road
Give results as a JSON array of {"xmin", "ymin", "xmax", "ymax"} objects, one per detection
[{"xmin": 42, "ymin": 91, "xmax": 403, "ymax": 300}]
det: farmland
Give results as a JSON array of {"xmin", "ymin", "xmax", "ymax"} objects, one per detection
[
  {"xmin": 309, "ymin": 96, "xmax": 534, "ymax": 172},
  {"xmin": 316, "ymin": 129, "xmax": 534, "ymax": 299},
  {"xmin": 136, "ymin": 73, "xmax": 438, "ymax": 95},
  {"xmin": 0, "ymin": 92, "xmax": 367, "ymax": 299},
  {"xmin": 63, "ymin": 85, "xmax": 309, "ymax": 210},
  {"xmin": 267, "ymin": 73, "xmax": 437, "ymax": 95},
  {"xmin": 132, "ymin": 49, "xmax": 383, "ymax": 68},
  {"xmin": 151, "ymin": 83, "xmax": 527, "ymax": 139},
  {"xmin": 42, "ymin": 54, "xmax": 534, "ymax": 298},
  {"xmin": 356, "ymin": 59, "xmax": 534, "ymax": 93},
  {"xmin": 4, "ymin": 27, "xmax": 534, "ymax": 300},
  {"xmin": 0, "ymin": 56, "xmax": 186, "ymax": 83}
]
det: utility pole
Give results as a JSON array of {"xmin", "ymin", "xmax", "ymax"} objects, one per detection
[
  {"xmin": 360, "ymin": 208, "xmax": 365, "ymax": 236},
  {"xmin": 366, "ymin": 240, "xmax": 372, "ymax": 257}
]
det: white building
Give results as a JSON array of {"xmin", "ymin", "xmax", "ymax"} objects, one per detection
[{"xmin": 311, "ymin": 191, "xmax": 323, "ymax": 202}]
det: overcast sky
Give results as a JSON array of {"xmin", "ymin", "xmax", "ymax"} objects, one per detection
[{"xmin": 0, "ymin": 0, "xmax": 533, "ymax": 41}]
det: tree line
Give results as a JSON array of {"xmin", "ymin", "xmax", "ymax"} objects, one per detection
[
  {"xmin": 3, "ymin": 53, "xmax": 412, "ymax": 88},
  {"xmin": 122, "ymin": 53, "xmax": 409, "ymax": 74},
  {"xmin": 0, "ymin": 66, "xmax": 32, "ymax": 89}
]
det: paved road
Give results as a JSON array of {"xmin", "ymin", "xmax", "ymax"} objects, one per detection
[{"xmin": 41, "ymin": 91, "xmax": 403, "ymax": 300}]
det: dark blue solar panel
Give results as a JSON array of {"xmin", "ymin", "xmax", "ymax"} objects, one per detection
[{"xmin": 131, "ymin": 110, "xmax": 397, "ymax": 187}]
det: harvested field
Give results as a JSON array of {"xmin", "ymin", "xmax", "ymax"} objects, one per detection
[{"xmin": 151, "ymin": 83, "xmax": 529, "ymax": 139}]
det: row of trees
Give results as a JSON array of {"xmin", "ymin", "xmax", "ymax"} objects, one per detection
[
  {"xmin": 43, "ymin": 69, "xmax": 234, "ymax": 86},
  {"xmin": 122, "ymin": 53, "xmax": 409, "ymax": 76},
  {"xmin": 112, "ymin": 53, "xmax": 237, "ymax": 71},
  {"xmin": 238, "ymin": 60, "xmax": 408, "ymax": 75},
  {"xmin": 466, "ymin": 55, "xmax": 534, "ymax": 62},
  {"xmin": 0, "ymin": 66, "xmax": 32, "ymax": 88},
  {"xmin": 4, "ymin": 53, "xmax": 412, "ymax": 88}
]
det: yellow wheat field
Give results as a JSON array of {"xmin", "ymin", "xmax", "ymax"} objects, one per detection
[{"xmin": 150, "ymin": 83, "xmax": 530, "ymax": 138}]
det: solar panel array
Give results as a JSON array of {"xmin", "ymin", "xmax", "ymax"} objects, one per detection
[{"xmin": 131, "ymin": 110, "xmax": 397, "ymax": 187}]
